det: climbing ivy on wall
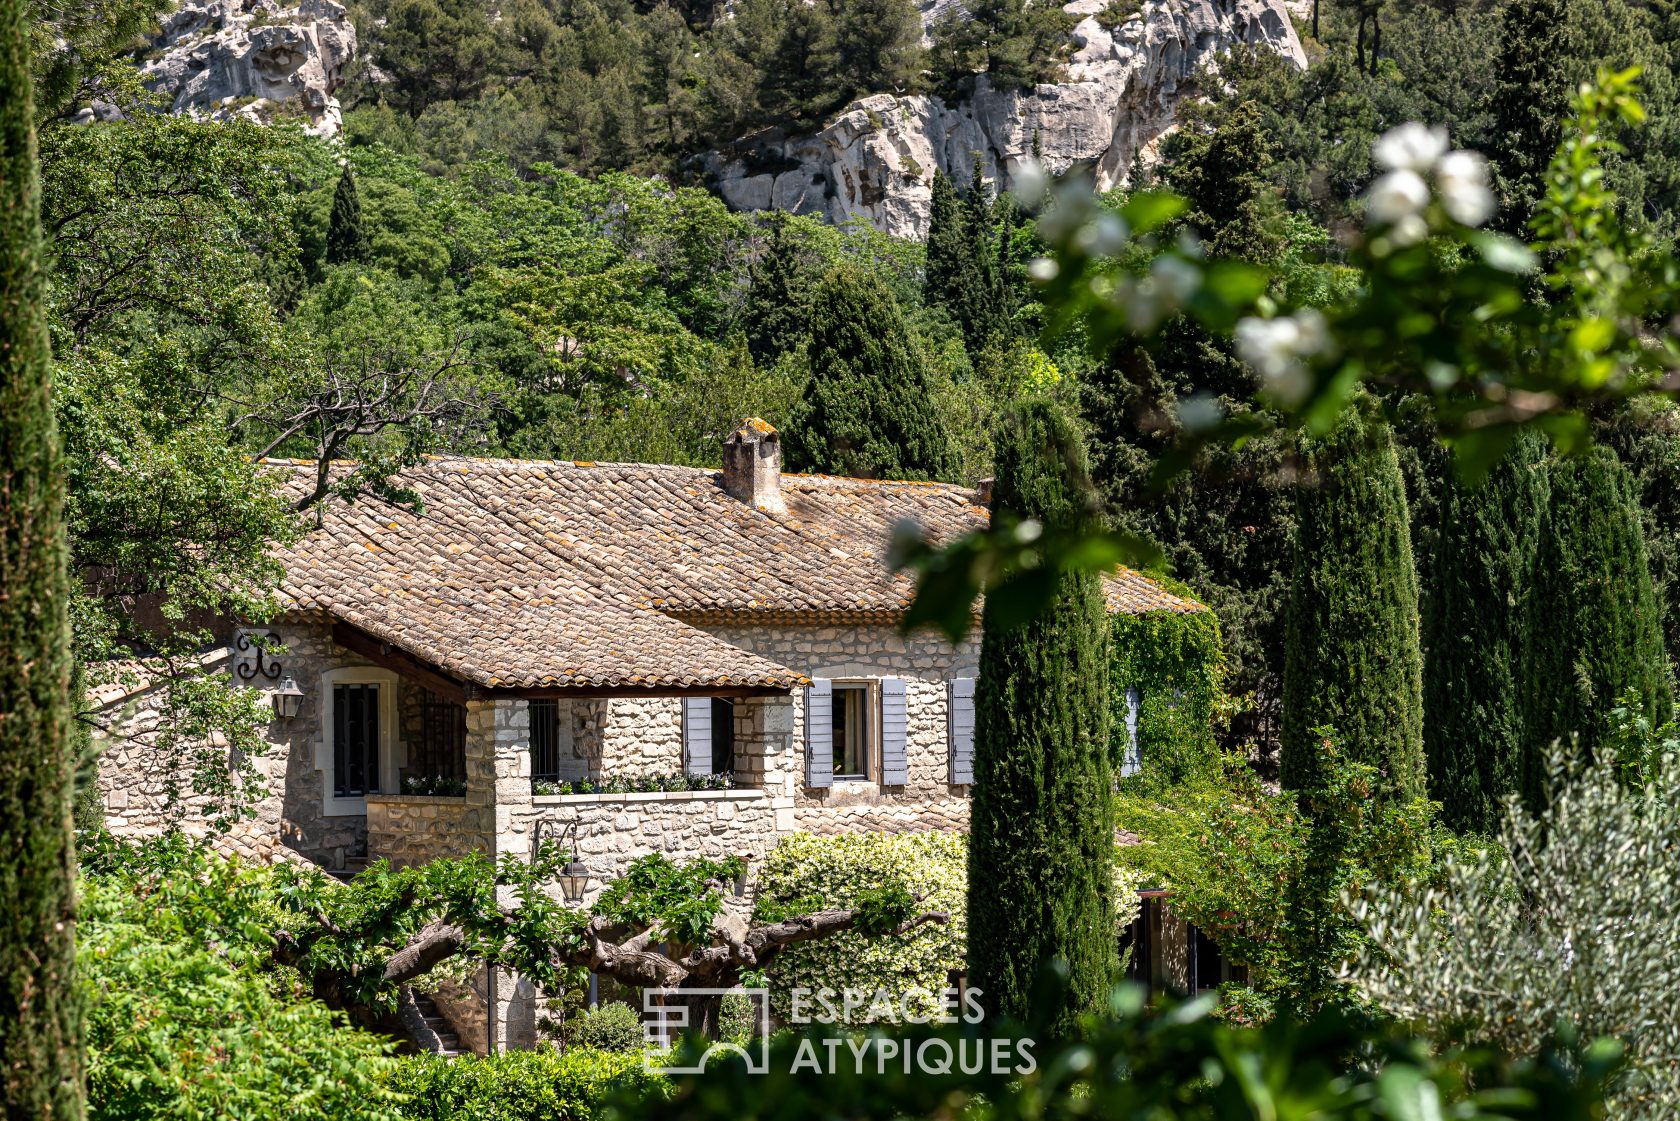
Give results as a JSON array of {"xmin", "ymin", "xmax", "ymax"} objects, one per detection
[{"xmin": 1109, "ymin": 598, "xmax": 1224, "ymax": 788}]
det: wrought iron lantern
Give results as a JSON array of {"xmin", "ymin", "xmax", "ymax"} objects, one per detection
[
  {"xmin": 535, "ymin": 819, "xmax": 592, "ymax": 904},
  {"xmin": 272, "ymin": 676, "xmax": 305, "ymax": 720}
]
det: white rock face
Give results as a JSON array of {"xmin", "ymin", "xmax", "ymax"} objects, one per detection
[
  {"xmin": 705, "ymin": 0, "xmax": 1305, "ymax": 238},
  {"xmin": 139, "ymin": 0, "xmax": 357, "ymax": 138}
]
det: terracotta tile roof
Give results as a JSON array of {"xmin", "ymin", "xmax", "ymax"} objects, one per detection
[{"xmin": 267, "ymin": 454, "xmax": 1201, "ymax": 692}]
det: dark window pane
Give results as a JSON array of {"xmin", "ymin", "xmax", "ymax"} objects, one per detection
[
  {"xmin": 710, "ymin": 698, "xmax": 734, "ymax": 775},
  {"xmin": 411, "ymin": 689, "xmax": 466, "ymax": 783},
  {"xmin": 334, "ymin": 684, "xmax": 380, "ymax": 797},
  {"xmin": 530, "ymin": 700, "xmax": 559, "ymax": 782}
]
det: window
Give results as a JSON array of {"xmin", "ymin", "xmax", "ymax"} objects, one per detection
[
  {"xmin": 408, "ymin": 688, "xmax": 466, "ymax": 784},
  {"xmin": 710, "ymin": 698, "xmax": 734, "ymax": 775},
  {"xmin": 333, "ymin": 683, "xmax": 382, "ymax": 798},
  {"xmin": 832, "ymin": 683, "xmax": 872, "ymax": 779}
]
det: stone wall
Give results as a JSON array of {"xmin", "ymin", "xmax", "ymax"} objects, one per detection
[
  {"xmin": 698, "ymin": 622, "xmax": 979, "ymax": 808},
  {"xmin": 366, "ymin": 794, "xmax": 490, "ymax": 869}
]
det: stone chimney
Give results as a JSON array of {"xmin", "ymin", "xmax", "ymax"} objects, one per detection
[{"xmin": 722, "ymin": 418, "xmax": 786, "ymax": 515}]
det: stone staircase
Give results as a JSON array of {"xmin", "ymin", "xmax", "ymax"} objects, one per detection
[{"xmin": 398, "ymin": 986, "xmax": 464, "ymax": 1058}]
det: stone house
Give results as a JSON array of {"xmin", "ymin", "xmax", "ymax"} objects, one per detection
[{"xmin": 92, "ymin": 420, "xmax": 1207, "ymax": 1044}]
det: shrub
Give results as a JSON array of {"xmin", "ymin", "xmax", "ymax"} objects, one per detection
[
  {"xmin": 80, "ymin": 867, "xmax": 402, "ymax": 1120},
  {"xmin": 1348, "ymin": 744, "xmax": 1680, "ymax": 1118},
  {"xmin": 563, "ymin": 1002, "xmax": 645, "ymax": 1054},
  {"xmin": 386, "ymin": 1047, "xmax": 669, "ymax": 1121},
  {"xmin": 1111, "ymin": 601, "xmax": 1224, "ymax": 786},
  {"xmin": 754, "ymin": 832, "xmax": 967, "ymax": 1023}
]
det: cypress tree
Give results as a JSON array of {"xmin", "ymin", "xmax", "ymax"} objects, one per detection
[
  {"xmin": 1486, "ymin": 0, "xmax": 1569, "ymax": 232},
  {"xmin": 924, "ymin": 172, "xmax": 974, "ymax": 317},
  {"xmin": 924, "ymin": 169, "xmax": 1005, "ymax": 355},
  {"xmin": 782, "ymin": 264, "xmax": 957, "ymax": 481},
  {"xmin": 1424, "ymin": 430, "xmax": 1548, "ymax": 834},
  {"xmin": 1521, "ymin": 446, "xmax": 1672, "ymax": 808},
  {"xmin": 1, "ymin": 0, "xmax": 84, "ymax": 1107},
  {"xmin": 325, "ymin": 163, "xmax": 371, "ymax": 266},
  {"xmin": 741, "ymin": 213, "xmax": 808, "ymax": 366},
  {"xmin": 1281, "ymin": 402, "xmax": 1425, "ymax": 797},
  {"xmin": 968, "ymin": 399, "xmax": 1115, "ymax": 1033}
]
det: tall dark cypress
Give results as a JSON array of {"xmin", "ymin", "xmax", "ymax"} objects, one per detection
[
  {"xmin": 968, "ymin": 399, "xmax": 1115, "ymax": 1034},
  {"xmin": 741, "ymin": 213, "xmax": 808, "ymax": 366},
  {"xmin": 1522, "ymin": 445, "xmax": 1672, "ymax": 808},
  {"xmin": 325, "ymin": 163, "xmax": 371, "ymax": 266},
  {"xmin": 0, "ymin": 0, "xmax": 84, "ymax": 1109},
  {"xmin": 924, "ymin": 171, "xmax": 972, "ymax": 317},
  {"xmin": 1486, "ymin": 0, "xmax": 1569, "ymax": 232},
  {"xmin": 1424, "ymin": 430, "xmax": 1548, "ymax": 834},
  {"xmin": 782, "ymin": 264, "xmax": 957, "ymax": 481},
  {"xmin": 1281, "ymin": 402, "xmax": 1425, "ymax": 797}
]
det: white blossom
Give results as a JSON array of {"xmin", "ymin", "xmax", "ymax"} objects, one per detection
[
  {"xmin": 1372, "ymin": 122, "xmax": 1450, "ymax": 173},
  {"xmin": 1435, "ymin": 149, "xmax": 1496, "ymax": 226},
  {"xmin": 1233, "ymin": 309, "xmax": 1329, "ymax": 405},
  {"xmin": 1365, "ymin": 169, "xmax": 1431, "ymax": 225},
  {"xmin": 1009, "ymin": 159, "xmax": 1050, "ymax": 209}
]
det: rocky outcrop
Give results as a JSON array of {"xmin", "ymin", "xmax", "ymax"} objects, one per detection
[
  {"xmin": 138, "ymin": 0, "xmax": 356, "ymax": 137},
  {"xmin": 704, "ymin": 0, "xmax": 1304, "ymax": 238}
]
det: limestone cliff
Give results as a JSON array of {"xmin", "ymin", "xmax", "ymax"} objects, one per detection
[
  {"xmin": 704, "ymin": 0, "xmax": 1305, "ymax": 238},
  {"xmin": 138, "ymin": 0, "xmax": 357, "ymax": 137}
]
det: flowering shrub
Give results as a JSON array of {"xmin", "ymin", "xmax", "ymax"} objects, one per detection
[
  {"xmin": 754, "ymin": 832, "xmax": 967, "ymax": 1022},
  {"xmin": 531, "ymin": 773, "xmax": 734, "ymax": 796},
  {"xmin": 755, "ymin": 832, "xmax": 1145, "ymax": 1022}
]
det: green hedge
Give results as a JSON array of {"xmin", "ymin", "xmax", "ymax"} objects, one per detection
[
  {"xmin": 1110, "ymin": 602, "xmax": 1224, "ymax": 787},
  {"xmin": 754, "ymin": 831, "xmax": 967, "ymax": 1022},
  {"xmin": 80, "ymin": 870, "xmax": 402, "ymax": 1121},
  {"xmin": 386, "ymin": 1048, "xmax": 668, "ymax": 1121}
]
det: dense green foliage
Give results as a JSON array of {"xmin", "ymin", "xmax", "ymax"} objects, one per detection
[
  {"xmin": 1521, "ymin": 445, "xmax": 1673, "ymax": 808},
  {"xmin": 1115, "ymin": 750, "xmax": 1460, "ymax": 1015},
  {"xmin": 782, "ymin": 264, "xmax": 959, "ymax": 481},
  {"xmin": 1109, "ymin": 602, "xmax": 1223, "ymax": 786},
  {"xmin": 561, "ymin": 1003, "xmax": 647, "ymax": 1054},
  {"xmin": 1281, "ymin": 404, "xmax": 1425, "ymax": 797},
  {"xmin": 326, "ymin": 164, "xmax": 372, "ymax": 265},
  {"xmin": 387, "ymin": 1048, "xmax": 667, "ymax": 1121},
  {"xmin": 754, "ymin": 831, "xmax": 967, "ymax": 1022},
  {"xmin": 1352, "ymin": 742, "xmax": 1680, "ymax": 1118},
  {"xmin": 968, "ymin": 400, "xmax": 1115, "ymax": 1032},
  {"xmin": 619, "ymin": 989, "xmax": 1620, "ymax": 1121},
  {"xmin": 79, "ymin": 864, "xmax": 402, "ymax": 1121},
  {"xmin": 1424, "ymin": 430, "xmax": 1549, "ymax": 834},
  {"xmin": 0, "ymin": 0, "xmax": 82, "ymax": 1109}
]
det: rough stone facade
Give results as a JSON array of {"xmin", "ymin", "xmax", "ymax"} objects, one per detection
[
  {"xmin": 366, "ymin": 794, "xmax": 488, "ymax": 868},
  {"xmin": 697, "ymin": 622, "xmax": 979, "ymax": 808}
]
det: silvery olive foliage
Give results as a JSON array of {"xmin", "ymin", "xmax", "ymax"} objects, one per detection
[{"xmin": 1345, "ymin": 747, "xmax": 1680, "ymax": 1117}]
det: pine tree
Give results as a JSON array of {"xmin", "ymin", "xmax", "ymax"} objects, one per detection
[
  {"xmin": 782, "ymin": 264, "xmax": 958, "ymax": 481},
  {"xmin": 761, "ymin": 0, "xmax": 841, "ymax": 125},
  {"xmin": 1486, "ymin": 0, "xmax": 1569, "ymax": 232},
  {"xmin": 325, "ymin": 164, "xmax": 371, "ymax": 266},
  {"xmin": 1424, "ymin": 430, "xmax": 1548, "ymax": 834},
  {"xmin": 1522, "ymin": 445, "xmax": 1673, "ymax": 809},
  {"xmin": 832, "ymin": 0, "xmax": 922, "ymax": 96},
  {"xmin": 1281, "ymin": 402, "xmax": 1425, "ymax": 797},
  {"xmin": 1, "ymin": 0, "xmax": 83, "ymax": 1106},
  {"xmin": 968, "ymin": 399, "xmax": 1115, "ymax": 1033}
]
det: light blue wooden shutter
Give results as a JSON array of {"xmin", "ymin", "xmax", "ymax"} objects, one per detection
[
  {"xmin": 1119, "ymin": 686, "xmax": 1142, "ymax": 777},
  {"xmin": 947, "ymin": 677, "xmax": 976, "ymax": 785},
  {"xmin": 682, "ymin": 697, "xmax": 711, "ymax": 775},
  {"xmin": 880, "ymin": 678, "xmax": 908, "ymax": 785},
  {"xmin": 805, "ymin": 679, "xmax": 833, "ymax": 787}
]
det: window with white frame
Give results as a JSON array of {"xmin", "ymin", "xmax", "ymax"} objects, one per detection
[{"xmin": 317, "ymin": 667, "xmax": 399, "ymax": 816}]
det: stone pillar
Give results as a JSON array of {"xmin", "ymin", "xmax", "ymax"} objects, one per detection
[{"xmin": 733, "ymin": 694, "xmax": 797, "ymax": 828}]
